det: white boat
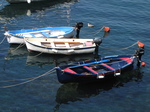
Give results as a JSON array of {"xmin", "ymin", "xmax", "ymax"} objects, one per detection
[
  {"xmin": 4, "ymin": 26, "xmax": 75, "ymax": 44},
  {"xmin": 24, "ymin": 38, "xmax": 101, "ymax": 55}
]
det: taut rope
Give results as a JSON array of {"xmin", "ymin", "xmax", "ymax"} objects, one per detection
[{"xmin": 0, "ymin": 67, "xmax": 56, "ymax": 88}]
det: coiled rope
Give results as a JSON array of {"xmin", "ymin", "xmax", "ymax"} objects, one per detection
[{"xmin": 0, "ymin": 67, "xmax": 56, "ymax": 88}]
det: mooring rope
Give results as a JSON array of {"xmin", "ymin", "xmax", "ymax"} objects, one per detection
[
  {"xmin": 0, "ymin": 77, "xmax": 35, "ymax": 83},
  {"xmin": 0, "ymin": 36, "xmax": 7, "ymax": 45},
  {"xmin": 0, "ymin": 67, "xmax": 56, "ymax": 88},
  {"xmin": 99, "ymin": 41, "xmax": 138, "ymax": 50},
  {"xmin": 93, "ymin": 26, "xmax": 104, "ymax": 36},
  {"xmin": 86, "ymin": 26, "xmax": 104, "ymax": 36},
  {"xmin": 31, "ymin": 52, "xmax": 43, "ymax": 57},
  {"xmin": 10, "ymin": 44, "xmax": 25, "ymax": 53}
]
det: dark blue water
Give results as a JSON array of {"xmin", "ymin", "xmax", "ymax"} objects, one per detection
[{"xmin": 0, "ymin": 0, "xmax": 150, "ymax": 112}]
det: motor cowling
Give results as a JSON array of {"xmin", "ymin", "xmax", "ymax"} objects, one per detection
[
  {"xmin": 75, "ymin": 22, "xmax": 83, "ymax": 29},
  {"xmin": 135, "ymin": 48, "xmax": 144, "ymax": 57},
  {"xmin": 75, "ymin": 22, "xmax": 83, "ymax": 38},
  {"xmin": 93, "ymin": 37, "xmax": 102, "ymax": 46}
]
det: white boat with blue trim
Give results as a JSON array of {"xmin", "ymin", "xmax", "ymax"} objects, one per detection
[
  {"xmin": 24, "ymin": 38, "xmax": 100, "ymax": 55},
  {"xmin": 4, "ymin": 26, "xmax": 75, "ymax": 44}
]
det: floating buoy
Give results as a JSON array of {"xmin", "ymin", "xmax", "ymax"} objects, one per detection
[
  {"xmin": 104, "ymin": 26, "xmax": 110, "ymax": 32},
  {"xmin": 138, "ymin": 41, "xmax": 144, "ymax": 48},
  {"xmin": 141, "ymin": 62, "xmax": 146, "ymax": 67}
]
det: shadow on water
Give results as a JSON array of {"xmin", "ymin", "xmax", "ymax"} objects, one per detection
[
  {"xmin": 0, "ymin": 0, "xmax": 79, "ymax": 20},
  {"xmin": 53, "ymin": 68, "xmax": 143, "ymax": 111}
]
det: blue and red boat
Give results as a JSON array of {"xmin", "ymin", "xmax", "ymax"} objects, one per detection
[{"xmin": 56, "ymin": 55, "xmax": 136, "ymax": 83}]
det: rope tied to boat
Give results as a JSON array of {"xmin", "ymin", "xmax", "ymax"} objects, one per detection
[
  {"xmin": 86, "ymin": 26, "xmax": 104, "ymax": 36},
  {"xmin": 0, "ymin": 67, "xmax": 56, "ymax": 88},
  {"xmin": 0, "ymin": 36, "xmax": 7, "ymax": 45},
  {"xmin": 30, "ymin": 52, "xmax": 43, "ymax": 57},
  {"xmin": 99, "ymin": 41, "xmax": 138, "ymax": 51},
  {"xmin": 10, "ymin": 44, "xmax": 25, "ymax": 53}
]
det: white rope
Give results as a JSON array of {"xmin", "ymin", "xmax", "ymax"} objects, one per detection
[
  {"xmin": 99, "ymin": 41, "xmax": 138, "ymax": 50},
  {"xmin": 86, "ymin": 26, "xmax": 104, "ymax": 36},
  {"xmin": 0, "ymin": 68, "xmax": 56, "ymax": 88},
  {"xmin": 31, "ymin": 52, "xmax": 43, "ymax": 57},
  {"xmin": 10, "ymin": 44, "xmax": 25, "ymax": 53},
  {"xmin": 0, "ymin": 36, "xmax": 7, "ymax": 45}
]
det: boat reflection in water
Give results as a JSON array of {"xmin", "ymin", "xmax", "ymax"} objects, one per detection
[
  {"xmin": 26, "ymin": 53, "xmax": 98, "ymax": 67},
  {"xmin": 54, "ymin": 68, "xmax": 143, "ymax": 111},
  {"xmin": 5, "ymin": 44, "xmax": 28, "ymax": 60},
  {"xmin": 5, "ymin": 44, "xmax": 99, "ymax": 67},
  {"xmin": 0, "ymin": 0, "xmax": 79, "ymax": 20}
]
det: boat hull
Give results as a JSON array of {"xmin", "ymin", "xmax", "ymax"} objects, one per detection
[
  {"xmin": 25, "ymin": 38, "xmax": 96, "ymax": 55},
  {"xmin": 56, "ymin": 55, "xmax": 135, "ymax": 83},
  {"xmin": 4, "ymin": 27, "xmax": 75, "ymax": 44}
]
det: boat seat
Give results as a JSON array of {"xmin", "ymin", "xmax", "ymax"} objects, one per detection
[
  {"xmin": 29, "ymin": 33, "xmax": 37, "ymax": 38},
  {"xmin": 83, "ymin": 66, "xmax": 98, "ymax": 75},
  {"xmin": 63, "ymin": 68, "xmax": 77, "ymax": 74},
  {"xmin": 65, "ymin": 43, "xmax": 70, "ymax": 47},
  {"xmin": 100, "ymin": 63, "xmax": 115, "ymax": 71},
  {"xmin": 41, "ymin": 32, "xmax": 51, "ymax": 38},
  {"xmin": 121, "ymin": 58, "xmax": 132, "ymax": 63}
]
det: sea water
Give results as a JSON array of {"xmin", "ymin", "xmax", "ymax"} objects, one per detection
[{"xmin": 0, "ymin": 0, "xmax": 150, "ymax": 112}]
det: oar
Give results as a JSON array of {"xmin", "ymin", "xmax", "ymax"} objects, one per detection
[{"xmin": 68, "ymin": 59, "xmax": 110, "ymax": 68}]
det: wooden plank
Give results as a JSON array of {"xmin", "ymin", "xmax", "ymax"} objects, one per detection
[
  {"xmin": 83, "ymin": 66, "xmax": 98, "ymax": 75},
  {"xmin": 29, "ymin": 33, "xmax": 37, "ymax": 38},
  {"xmin": 100, "ymin": 63, "xmax": 115, "ymax": 71},
  {"xmin": 41, "ymin": 32, "xmax": 51, "ymax": 38},
  {"xmin": 63, "ymin": 68, "xmax": 77, "ymax": 74}
]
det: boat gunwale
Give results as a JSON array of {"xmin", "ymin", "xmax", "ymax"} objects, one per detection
[
  {"xmin": 57, "ymin": 56, "xmax": 134, "ymax": 77},
  {"xmin": 25, "ymin": 39, "xmax": 96, "ymax": 50}
]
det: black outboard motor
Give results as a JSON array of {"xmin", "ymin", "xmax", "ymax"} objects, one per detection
[
  {"xmin": 135, "ymin": 47, "xmax": 144, "ymax": 67},
  {"xmin": 93, "ymin": 37, "xmax": 102, "ymax": 55},
  {"xmin": 93, "ymin": 37, "xmax": 102, "ymax": 46},
  {"xmin": 75, "ymin": 22, "xmax": 83, "ymax": 38}
]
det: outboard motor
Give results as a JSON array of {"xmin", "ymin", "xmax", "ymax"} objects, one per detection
[
  {"xmin": 135, "ymin": 47, "xmax": 144, "ymax": 67},
  {"xmin": 93, "ymin": 37, "xmax": 102, "ymax": 55},
  {"xmin": 75, "ymin": 22, "xmax": 83, "ymax": 38},
  {"xmin": 93, "ymin": 37, "xmax": 102, "ymax": 46}
]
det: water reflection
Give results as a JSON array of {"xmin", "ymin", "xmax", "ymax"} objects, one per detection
[
  {"xmin": 0, "ymin": 0, "xmax": 79, "ymax": 20},
  {"xmin": 5, "ymin": 44, "xmax": 100, "ymax": 66},
  {"xmin": 5, "ymin": 44, "xmax": 28, "ymax": 60},
  {"xmin": 54, "ymin": 68, "xmax": 143, "ymax": 111},
  {"xmin": 26, "ymin": 53, "xmax": 98, "ymax": 67}
]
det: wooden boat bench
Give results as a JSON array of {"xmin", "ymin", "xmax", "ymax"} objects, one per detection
[
  {"xmin": 83, "ymin": 66, "xmax": 98, "ymax": 75},
  {"xmin": 41, "ymin": 41, "xmax": 85, "ymax": 48},
  {"xmin": 100, "ymin": 63, "xmax": 115, "ymax": 71},
  {"xmin": 63, "ymin": 68, "xmax": 77, "ymax": 74},
  {"xmin": 41, "ymin": 32, "xmax": 51, "ymax": 38},
  {"xmin": 29, "ymin": 33, "xmax": 37, "ymax": 38}
]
